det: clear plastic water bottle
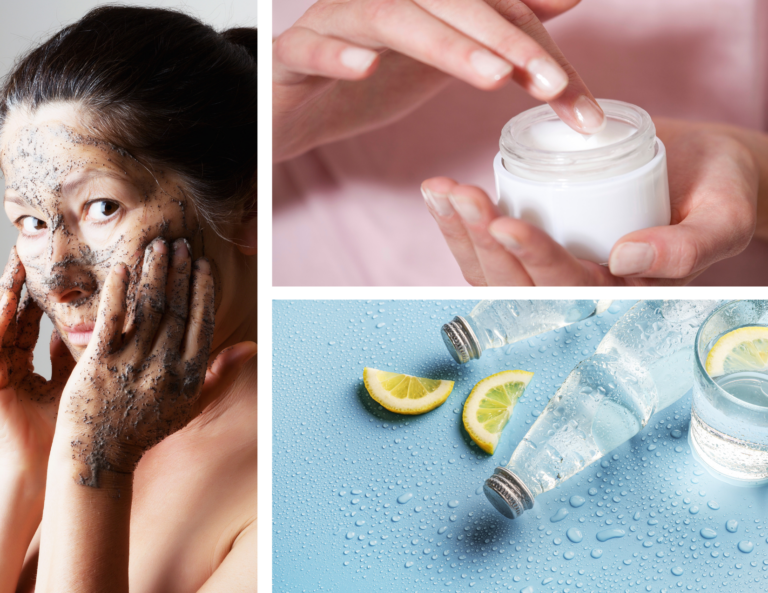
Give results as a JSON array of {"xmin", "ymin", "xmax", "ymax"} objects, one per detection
[
  {"xmin": 441, "ymin": 300, "xmax": 612, "ymax": 364},
  {"xmin": 484, "ymin": 300, "xmax": 721, "ymax": 519}
]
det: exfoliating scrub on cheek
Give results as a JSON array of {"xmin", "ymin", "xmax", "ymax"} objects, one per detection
[
  {"xmin": 1, "ymin": 121, "xmax": 202, "ymax": 357},
  {"xmin": 493, "ymin": 99, "xmax": 671, "ymax": 263}
]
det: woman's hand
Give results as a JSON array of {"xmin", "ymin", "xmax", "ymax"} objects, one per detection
[
  {"xmin": 423, "ymin": 118, "xmax": 759, "ymax": 286},
  {"xmin": 0, "ymin": 248, "xmax": 75, "ymax": 474},
  {"xmin": 273, "ymin": 0, "xmax": 605, "ymax": 162},
  {"xmin": 56, "ymin": 238, "xmax": 256, "ymax": 486}
]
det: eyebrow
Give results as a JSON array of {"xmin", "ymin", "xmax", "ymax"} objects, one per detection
[
  {"xmin": 61, "ymin": 169, "xmax": 131, "ymax": 195},
  {"xmin": 2, "ymin": 192, "xmax": 30, "ymax": 208}
]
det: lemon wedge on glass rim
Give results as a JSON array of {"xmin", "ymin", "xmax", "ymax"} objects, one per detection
[
  {"xmin": 705, "ymin": 326, "xmax": 768, "ymax": 377},
  {"xmin": 463, "ymin": 370, "xmax": 533, "ymax": 454},
  {"xmin": 363, "ymin": 367, "xmax": 454, "ymax": 415}
]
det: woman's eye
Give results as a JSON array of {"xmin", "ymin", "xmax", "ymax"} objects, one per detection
[
  {"xmin": 86, "ymin": 200, "xmax": 120, "ymax": 221},
  {"xmin": 21, "ymin": 216, "xmax": 47, "ymax": 233}
]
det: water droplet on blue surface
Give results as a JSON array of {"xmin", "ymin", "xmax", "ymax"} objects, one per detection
[
  {"xmin": 726, "ymin": 520, "xmax": 739, "ymax": 533},
  {"xmin": 346, "ymin": 532, "xmax": 355, "ymax": 539},
  {"xmin": 671, "ymin": 429, "xmax": 682, "ymax": 438},
  {"xmin": 438, "ymin": 526, "xmax": 447, "ymax": 534},
  {"xmin": 566, "ymin": 528, "xmax": 583, "ymax": 543},
  {"xmin": 564, "ymin": 551, "xmax": 575, "ymax": 560},
  {"xmin": 671, "ymin": 567, "xmax": 683, "ymax": 576},
  {"xmin": 448, "ymin": 500, "xmax": 459, "ymax": 508},
  {"xmin": 397, "ymin": 493, "xmax": 413, "ymax": 504},
  {"xmin": 596, "ymin": 528, "xmax": 625, "ymax": 542},
  {"xmin": 405, "ymin": 561, "xmax": 414, "ymax": 568},
  {"xmin": 569, "ymin": 495, "xmax": 585, "ymax": 508},
  {"xmin": 355, "ymin": 519, "xmax": 365, "ymax": 527},
  {"xmin": 588, "ymin": 487, "xmax": 598, "ymax": 496},
  {"xmin": 521, "ymin": 587, "xmax": 534, "ymax": 593},
  {"xmin": 738, "ymin": 541, "xmax": 754, "ymax": 554},
  {"xmin": 689, "ymin": 505, "xmax": 700, "ymax": 515},
  {"xmin": 590, "ymin": 549, "xmax": 603, "ymax": 558},
  {"xmin": 700, "ymin": 528, "xmax": 717, "ymax": 539},
  {"xmin": 708, "ymin": 500, "xmax": 720, "ymax": 510},
  {"xmin": 550, "ymin": 508, "xmax": 569, "ymax": 522}
]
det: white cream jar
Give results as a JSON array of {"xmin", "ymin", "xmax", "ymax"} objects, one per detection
[{"xmin": 493, "ymin": 99, "xmax": 670, "ymax": 263}]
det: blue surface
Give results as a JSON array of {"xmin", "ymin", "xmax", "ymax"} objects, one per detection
[{"xmin": 273, "ymin": 301, "xmax": 768, "ymax": 593}]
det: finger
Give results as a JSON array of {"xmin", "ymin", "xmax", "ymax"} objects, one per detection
[
  {"xmin": 273, "ymin": 26, "xmax": 380, "ymax": 84},
  {"xmin": 92, "ymin": 263, "xmax": 129, "ymax": 355},
  {"xmin": 444, "ymin": 184, "xmax": 535, "ymax": 285},
  {"xmin": 193, "ymin": 341, "xmax": 258, "ymax": 415},
  {"xmin": 608, "ymin": 209, "xmax": 754, "ymax": 280},
  {"xmin": 181, "ymin": 258, "xmax": 215, "ymax": 368},
  {"xmin": 14, "ymin": 292, "xmax": 44, "ymax": 351},
  {"xmin": 50, "ymin": 329, "xmax": 76, "ymax": 386},
  {"xmin": 417, "ymin": 0, "xmax": 570, "ymax": 100},
  {"xmin": 421, "ymin": 178, "xmax": 486, "ymax": 285},
  {"xmin": 0, "ymin": 248, "xmax": 24, "ymax": 346},
  {"xmin": 520, "ymin": 0, "xmax": 583, "ymax": 22},
  {"xmin": 323, "ymin": 0, "xmax": 515, "ymax": 91},
  {"xmin": 153, "ymin": 239, "xmax": 192, "ymax": 353},
  {"xmin": 488, "ymin": 217, "xmax": 617, "ymax": 285},
  {"xmin": 132, "ymin": 239, "xmax": 169, "ymax": 356},
  {"xmin": 487, "ymin": 0, "xmax": 606, "ymax": 133}
]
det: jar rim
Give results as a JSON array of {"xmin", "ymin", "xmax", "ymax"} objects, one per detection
[{"xmin": 499, "ymin": 99, "xmax": 656, "ymax": 181}]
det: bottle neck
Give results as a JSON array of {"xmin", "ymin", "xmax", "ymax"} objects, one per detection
[
  {"xmin": 483, "ymin": 467, "xmax": 535, "ymax": 520},
  {"xmin": 441, "ymin": 316, "xmax": 482, "ymax": 364}
]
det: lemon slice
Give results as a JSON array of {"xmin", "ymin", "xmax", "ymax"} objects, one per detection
[
  {"xmin": 706, "ymin": 326, "xmax": 768, "ymax": 377},
  {"xmin": 463, "ymin": 370, "xmax": 533, "ymax": 454},
  {"xmin": 363, "ymin": 367, "xmax": 454, "ymax": 415}
]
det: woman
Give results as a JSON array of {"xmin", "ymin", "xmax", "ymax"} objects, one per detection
[
  {"xmin": 272, "ymin": 0, "xmax": 768, "ymax": 286},
  {"xmin": 0, "ymin": 7, "xmax": 257, "ymax": 592}
]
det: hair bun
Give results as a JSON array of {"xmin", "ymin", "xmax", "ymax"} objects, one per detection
[{"xmin": 223, "ymin": 28, "xmax": 257, "ymax": 63}]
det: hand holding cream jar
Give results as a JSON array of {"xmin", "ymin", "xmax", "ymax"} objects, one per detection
[{"xmin": 494, "ymin": 99, "xmax": 670, "ymax": 263}]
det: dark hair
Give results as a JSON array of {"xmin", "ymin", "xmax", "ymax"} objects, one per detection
[{"xmin": 0, "ymin": 6, "xmax": 257, "ymax": 231}]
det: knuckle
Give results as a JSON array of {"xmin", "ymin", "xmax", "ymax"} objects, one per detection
[
  {"xmin": 495, "ymin": 0, "xmax": 537, "ymax": 30},
  {"xmin": 365, "ymin": 0, "xmax": 404, "ymax": 31},
  {"xmin": 673, "ymin": 237, "xmax": 701, "ymax": 277},
  {"xmin": 273, "ymin": 28, "xmax": 308, "ymax": 64}
]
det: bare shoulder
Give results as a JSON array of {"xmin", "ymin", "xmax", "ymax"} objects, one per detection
[{"xmin": 130, "ymin": 369, "xmax": 257, "ymax": 591}]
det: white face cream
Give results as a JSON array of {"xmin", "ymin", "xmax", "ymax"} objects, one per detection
[
  {"xmin": 493, "ymin": 99, "xmax": 670, "ymax": 263},
  {"xmin": 517, "ymin": 119, "xmax": 636, "ymax": 152}
]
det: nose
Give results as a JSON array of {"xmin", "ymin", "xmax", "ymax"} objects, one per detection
[{"xmin": 42, "ymin": 229, "xmax": 98, "ymax": 305}]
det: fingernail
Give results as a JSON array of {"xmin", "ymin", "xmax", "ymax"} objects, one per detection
[
  {"xmin": 449, "ymin": 193, "xmax": 482, "ymax": 224},
  {"xmin": 489, "ymin": 227, "xmax": 521, "ymax": 251},
  {"xmin": 194, "ymin": 258, "xmax": 211, "ymax": 275},
  {"xmin": 573, "ymin": 96, "xmax": 606, "ymax": 134},
  {"xmin": 173, "ymin": 238, "xmax": 189, "ymax": 260},
  {"xmin": 470, "ymin": 49, "xmax": 512, "ymax": 81},
  {"xmin": 114, "ymin": 263, "xmax": 128, "ymax": 278},
  {"xmin": 609, "ymin": 242, "xmax": 655, "ymax": 276},
  {"xmin": 340, "ymin": 47, "xmax": 377, "ymax": 73},
  {"xmin": 527, "ymin": 58, "xmax": 568, "ymax": 96},
  {"xmin": 152, "ymin": 238, "xmax": 167, "ymax": 254},
  {"xmin": 421, "ymin": 186, "xmax": 454, "ymax": 218}
]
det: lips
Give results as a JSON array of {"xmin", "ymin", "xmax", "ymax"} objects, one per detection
[{"xmin": 62, "ymin": 322, "xmax": 95, "ymax": 347}]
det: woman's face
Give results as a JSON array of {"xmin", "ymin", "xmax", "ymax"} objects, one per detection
[{"xmin": 0, "ymin": 103, "xmax": 217, "ymax": 360}]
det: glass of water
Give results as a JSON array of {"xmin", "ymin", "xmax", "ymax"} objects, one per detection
[{"xmin": 690, "ymin": 300, "xmax": 768, "ymax": 486}]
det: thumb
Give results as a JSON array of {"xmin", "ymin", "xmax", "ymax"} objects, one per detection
[
  {"xmin": 608, "ymin": 210, "xmax": 753, "ymax": 280},
  {"xmin": 49, "ymin": 329, "xmax": 76, "ymax": 389},
  {"xmin": 195, "ymin": 341, "xmax": 257, "ymax": 414}
]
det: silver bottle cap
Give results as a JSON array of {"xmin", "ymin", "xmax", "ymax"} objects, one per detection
[
  {"xmin": 483, "ymin": 467, "xmax": 535, "ymax": 520},
  {"xmin": 441, "ymin": 316, "xmax": 482, "ymax": 364}
]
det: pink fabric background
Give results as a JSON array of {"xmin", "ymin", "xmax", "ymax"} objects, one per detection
[{"xmin": 273, "ymin": 0, "xmax": 768, "ymax": 286}]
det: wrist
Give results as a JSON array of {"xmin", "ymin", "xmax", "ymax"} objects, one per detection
[
  {"xmin": 51, "ymin": 423, "xmax": 140, "ymax": 489},
  {"xmin": 0, "ymin": 455, "xmax": 48, "ymax": 499}
]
